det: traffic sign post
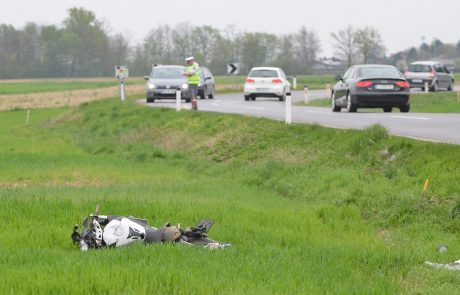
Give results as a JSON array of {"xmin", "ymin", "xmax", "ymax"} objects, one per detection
[
  {"xmin": 115, "ymin": 66, "xmax": 129, "ymax": 101},
  {"xmin": 227, "ymin": 63, "xmax": 240, "ymax": 90},
  {"xmin": 227, "ymin": 63, "xmax": 240, "ymax": 75}
]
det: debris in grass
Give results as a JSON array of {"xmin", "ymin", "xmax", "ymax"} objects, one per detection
[
  {"xmin": 437, "ymin": 244, "xmax": 447, "ymax": 253},
  {"xmin": 425, "ymin": 260, "xmax": 460, "ymax": 271}
]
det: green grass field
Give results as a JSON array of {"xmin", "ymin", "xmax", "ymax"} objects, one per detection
[
  {"xmin": 304, "ymin": 91, "xmax": 460, "ymax": 113},
  {"xmin": 0, "ymin": 75, "xmax": 333, "ymax": 96},
  {"xmin": 1, "ymin": 93, "xmax": 460, "ymax": 294},
  {"xmin": 0, "ymin": 81, "xmax": 125, "ymax": 95}
]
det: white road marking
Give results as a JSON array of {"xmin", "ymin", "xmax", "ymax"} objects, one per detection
[
  {"xmin": 305, "ymin": 110, "xmax": 328, "ymax": 114},
  {"xmin": 245, "ymin": 106, "xmax": 265, "ymax": 110},
  {"xmin": 391, "ymin": 115, "xmax": 430, "ymax": 120},
  {"xmin": 211, "ymin": 103, "xmax": 219, "ymax": 106}
]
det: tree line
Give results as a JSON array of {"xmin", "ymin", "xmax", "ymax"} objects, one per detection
[{"xmin": 0, "ymin": 7, "xmax": 459, "ymax": 79}]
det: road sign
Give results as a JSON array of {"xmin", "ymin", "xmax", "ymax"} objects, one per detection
[
  {"xmin": 115, "ymin": 66, "xmax": 129, "ymax": 79},
  {"xmin": 227, "ymin": 63, "xmax": 240, "ymax": 75}
]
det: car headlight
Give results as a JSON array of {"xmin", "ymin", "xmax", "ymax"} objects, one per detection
[
  {"xmin": 181, "ymin": 83, "xmax": 189, "ymax": 90},
  {"xmin": 148, "ymin": 83, "xmax": 156, "ymax": 90}
]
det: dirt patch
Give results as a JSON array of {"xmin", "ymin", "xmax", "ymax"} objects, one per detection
[{"xmin": 0, "ymin": 84, "xmax": 145, "ymax": 111}]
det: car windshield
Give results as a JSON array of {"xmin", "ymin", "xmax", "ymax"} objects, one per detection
[
  {"xmin": 248, "ymin": 70, "xmax": 278, "ymax": 78},
  {"xmin": 151, "ymin": 67, "xmax": 184, "ymax": 79},
  {"xmin": 408, "ymin": 64, "xmax": 432, "ymax": 73},
  {"xmin": 356, "ymin": 67, "xmax": 402, "ymax": 79}
]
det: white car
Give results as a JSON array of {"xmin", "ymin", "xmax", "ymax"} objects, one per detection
[{"xmin": 244, "ymin": 67, "xmax": 291, "ymax": 101}]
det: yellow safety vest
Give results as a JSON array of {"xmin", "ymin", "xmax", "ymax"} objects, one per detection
[{"xmin": 187, "ymin": 62, "xmax": 201, "ymax": 85}]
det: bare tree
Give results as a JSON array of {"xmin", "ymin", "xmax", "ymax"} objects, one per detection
[
  {"xmin": 330, "ymin": 26, "xmax": 358, "ymax": 67},
  {"xmin": 294, "ymin": 27, "xmax": 321, "ymax": 68},
  {"xmin": 354, "ymin": 27, "xmax": 385, "ymax": 64}
]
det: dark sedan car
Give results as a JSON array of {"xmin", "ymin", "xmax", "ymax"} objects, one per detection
[
  {"xmin": 144, "ymin": 65, "xmax": 191, "ymax": 103},
  {"xmin": 331, "ymin": 65, "xmax": 411, "ymax": 113}
]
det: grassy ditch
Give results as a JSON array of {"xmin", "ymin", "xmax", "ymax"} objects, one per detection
[{"xmin": 0, "ymin": 95, "xmax": 459, "ymax": 293}]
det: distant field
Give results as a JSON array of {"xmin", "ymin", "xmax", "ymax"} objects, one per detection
[
  {"xmin": 303, "ymin": 91, "xmax": 460, "ymax": 113},
  {"xmin": 0, "ymin": 79, "xmax": 147, "ymax": 95}
]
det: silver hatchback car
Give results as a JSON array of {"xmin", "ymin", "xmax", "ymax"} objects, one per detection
[{"xmin": 404, "ymin": 61, "xmax": 454, "ymax": 92}]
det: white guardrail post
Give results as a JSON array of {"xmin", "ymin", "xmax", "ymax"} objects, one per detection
[
  {"xmin": 176, "ymin": 89, "xmax": 181, "ymax": 111},
  {"xmin": 293, "ymin": 76, "xmax": 297, "ymax": 90},
  {"xmin": 285, "ymin": 92, "xmax": 292, "ymax": 125},
  {"xmin": 424, "ymin": 82, "xmax": 429, "ymax": 94},
  {"xmin": 326, "ymin": 83, "xmax": 332, "ymax": 99},
  {"xmin": 304, "ymin": 86, "xmax": 309, "ymax": 104}
]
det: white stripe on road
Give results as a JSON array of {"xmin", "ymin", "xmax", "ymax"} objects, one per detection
[
  {"xmin": 391, "ymin": 115, "xmax": 430, "ymax": 120},
  {"xmin": 245, "ymin": 106, "xmax": 266, "ymax": 110},
  {"xmin": 305, "ymin": 110, "xmax": 328, "ymax": 114},
  {"xmin": 211, "ymin": 103, "xmax": 219, "ymax": 106}
]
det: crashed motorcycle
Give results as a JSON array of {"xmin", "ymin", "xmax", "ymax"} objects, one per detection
[{"xmin": 71, "ymin": 205, "xmax": 230, "ymax": 251}]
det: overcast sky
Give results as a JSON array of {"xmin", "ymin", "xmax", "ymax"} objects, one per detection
[{"xmin": 2, "ymin": 0, "xmax": 459, "ymax": 56}]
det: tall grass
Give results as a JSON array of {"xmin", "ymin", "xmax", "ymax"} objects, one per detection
[{"xmin": 0, "ymin": 96, "xmax": 460, "ymax": 293}]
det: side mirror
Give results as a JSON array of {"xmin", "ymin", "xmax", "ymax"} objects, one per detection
[
  {"xmin": 144, "ymin": 76, "xmax": 149, "ymax": 80},
  {"xmin": 334, "ymin": 74, "xmax": 342, "ymax": 81}
]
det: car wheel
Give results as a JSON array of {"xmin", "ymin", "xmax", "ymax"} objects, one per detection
[
  {"xmin": 448, "ymin": 81, "xmax": 454, "ymax": 91},
  {"xmin": 430, "ymin": 81, "xmax": 439, "ymax": 92},
  {"xmin": 278, "ymin": 92, "xmax": 286, "ymax": 101},
  {"xmin": 244, "ymin": 95, "xmax": 250, "ymax": 101},
  {"xmin": 421, "ymin": 87, "xmax": 425, "ymax": 92},
  {"xmin": 200, "ymin": 89, "xmax": 206, "ymax": 100},
  {"xmin": 251, "ymin": 95, "xmax": 256, "ymax": 101},
  {"xmin": 146, "ymin": 98, "xmax": 154, "ymax": 103},
  {"xmin": 400, "ymin": 104, "xmax": 410, "ymax": 113},
  {"xmin": 346, "ymin": 92, "xmax": 357, "ymax": 113},
  {"xmin": 383, "ymin": 107, "xmax": 392, "ymax": 113},
  {"xmin": 331, "ymin": 92, "xmax": 341, "ymax": 112},
  {"xmin": 208, "ymin": 88, "xmax": 214, "ymax": 99}
]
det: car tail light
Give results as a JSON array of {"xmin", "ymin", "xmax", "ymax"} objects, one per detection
[
  {"xmin": 246, "ymin": 78, "xmax": 255, "ymax": 83},
  {"xmin": 272, "ymin": 79, "xmax": 283, "ymax": 84},
  {"xmin": 428, "ymin": 70, "xmax": 435, "ymax": 78},
  {"xmin": 356, "ymin": 81, "xmax": 373, "ymax": 88},
  {"xmin": 395, "ymin": 81, "xmax": 410, "ymax": 88}
]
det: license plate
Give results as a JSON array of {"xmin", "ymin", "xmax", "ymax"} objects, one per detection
[
  {"xmin": 375, "ymin": 84, "xmax": 394, "ymax": 90},
  {"xmin": 412, "ymin": 79, "xmax": 422, "ymax": 83},
  {"xmin": 161, "ymin": 89, "xmax": 176, "ymax": 94},
  {"xmin": 256, "ymin": 88, "xmax": 269, "ymax": 92}
]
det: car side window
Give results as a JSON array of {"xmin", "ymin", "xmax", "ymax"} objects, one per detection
[
  {"xmin": 279, "ymin": 70, "xmax": 287, "ymax": 79},
  {"xmin": 434, "ymin": 64, "xmax": 443, "ymax": 73},
  {"xmin": 343, "ymin": 68, "xmax": 353, "ymax": 79}
]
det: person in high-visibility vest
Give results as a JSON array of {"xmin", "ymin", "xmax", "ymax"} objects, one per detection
[{"xmin": 183, "ymin": 56, "xmax": 201, "ymax": 110}]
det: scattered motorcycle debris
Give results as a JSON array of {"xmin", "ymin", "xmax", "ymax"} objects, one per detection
[
  {"xmin": 71, "ymin": 205, "xmax": 231, "ymax": 251},
  {"xmin": 425, "ymin": 260, "xmax": 460, "ymax": 271}
]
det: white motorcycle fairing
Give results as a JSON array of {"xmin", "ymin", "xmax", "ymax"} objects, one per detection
[{"xmin": 103, "ymin": 218, "xmax": 148, "ymax": 247}]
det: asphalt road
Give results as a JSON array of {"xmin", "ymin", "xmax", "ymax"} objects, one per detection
[{"xmin": 141, "ymin": 88, "xmax": 460, "ymax": 145}]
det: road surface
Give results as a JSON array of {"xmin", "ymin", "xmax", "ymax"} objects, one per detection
[{"xmin": 140, "ymin": 88, "xmax": 460, "ymax": 145}]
